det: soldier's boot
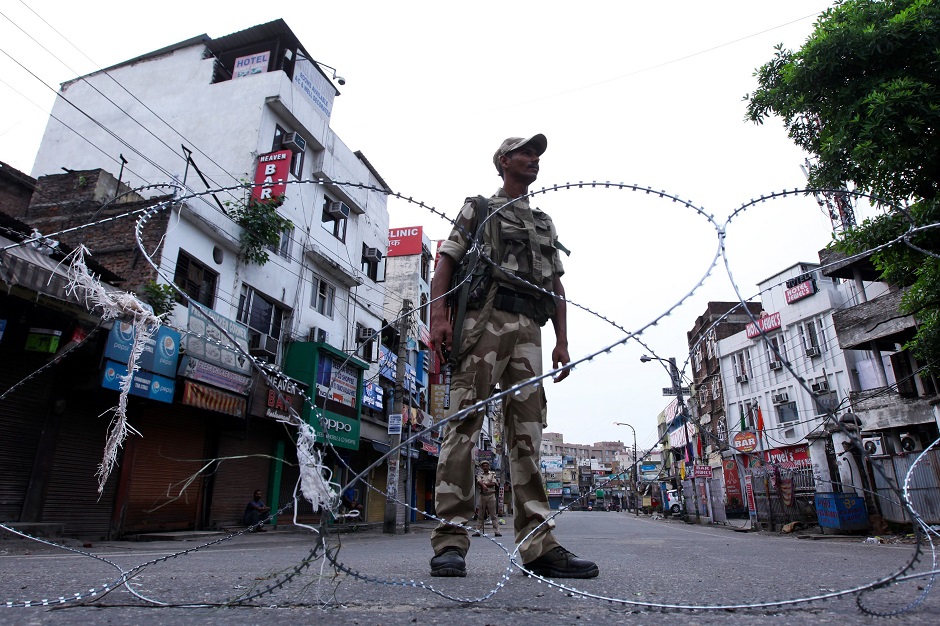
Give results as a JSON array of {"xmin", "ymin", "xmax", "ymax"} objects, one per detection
[
  {"xmin": 430, "ymin": 546, "xmax": 466, "ymax": 577},
  {"xmin": 523, "ymin": 546, "xmax": 598, "ymax": 579}
]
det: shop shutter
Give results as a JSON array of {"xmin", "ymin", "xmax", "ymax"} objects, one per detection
[
  {"xmin": 0, "ymin": 349, "xmax": 51, "ymax": 521},
  {"xmin": 122, "ymin": 404, "xmax": 208, "ymax": 533},
  {"xmin": 40, "ymin": 410, "xmax": 119, "ymax": 539},
  {"xmin": 209, "ymin": 420, "xmax": 277, "ymax": 529}
]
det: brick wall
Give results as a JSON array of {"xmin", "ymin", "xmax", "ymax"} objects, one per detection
[
  {"xmin": 23, "ymin": 169, "xmax": 172, "ymax": 290},
  {"xmin": 0, "ymin": 161, "xmax": 36, "ymax": 220}
]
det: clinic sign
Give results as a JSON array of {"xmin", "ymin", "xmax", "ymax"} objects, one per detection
[
  {"xmin": 252, "ymin": 150, "xmax": 291, "ymax": 202},
  {"xmin": 387, "ymin": 226, "xmax": 423, "ymax": 257},
  {"xmin": 745, "ymin": 312, "xmax": 781, "ymax": 338}
]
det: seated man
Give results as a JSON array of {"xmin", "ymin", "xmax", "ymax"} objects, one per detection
[
  {"xmin": 341, "ymin": 486, "xmax": 365, "ymax": 519},
  {"xmin": 243, "ymin": 490, "xmax": 271, "ymax": 532}
]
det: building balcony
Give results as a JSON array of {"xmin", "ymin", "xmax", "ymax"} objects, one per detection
[
  {"xmin": 832, "ymin": 288, "xmax": 916, "ymax": 351},
  {"xmin": 849, "ymin": 388, "xmax": 937, "ymax": 431}
]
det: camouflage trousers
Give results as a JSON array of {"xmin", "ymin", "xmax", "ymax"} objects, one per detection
[
  {"xmin": 477, "ymin": 492, "xmax": 499, "ymax": 532},
  {"xmin": 432, "ymin": 307, "xmax": 559, "ymax": 562}
]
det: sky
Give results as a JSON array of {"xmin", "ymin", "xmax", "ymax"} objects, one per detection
[{"xmin": 0, "ymin": 1, "xmax": 844, "ymax": 451}]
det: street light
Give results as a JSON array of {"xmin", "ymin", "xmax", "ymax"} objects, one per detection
[{"xmin": 613, "ymin": 422, "xmax": 639, "ymax": 517}]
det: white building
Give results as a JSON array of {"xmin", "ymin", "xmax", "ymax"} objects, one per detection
[
  {"xmin": 31, "ymin": 20, "xmax": 390, "ymax": 370},
  {"xmin": 27, "ymin": 19, "xmax": 394, "ymax": 525},
  {"xmin": 718, "ymin": 262, "xmax": 889, "ymax": 494}
]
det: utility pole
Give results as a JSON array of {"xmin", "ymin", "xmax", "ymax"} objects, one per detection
[
  {"xmin": 384, "ymin": 299, "xmax": 411, "ymax": 534},
  {"xmin": 613, "ymin": 422, "xmax": 638, "ymax": 517}
]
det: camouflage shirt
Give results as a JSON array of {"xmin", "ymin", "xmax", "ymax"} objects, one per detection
[{"xmin": 438, "ymin": 188, "xmax": 564, "ymax": 298}]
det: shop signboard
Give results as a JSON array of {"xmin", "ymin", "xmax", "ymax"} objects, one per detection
[
  {"xmin": 102, "ymin": 359, "xmax": 174, "ymax": 403},
  {"xmin": 184, "ymin": 305, "xmax": 250, "ymax": 374}
]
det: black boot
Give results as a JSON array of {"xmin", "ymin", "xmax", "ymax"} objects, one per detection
[
  {"xmin": 430, "ymin": 546, "xmax": 466, "ymax": 577},
  {"xmin": 523, "ymin": 546, "xmax": 598, "ymax": 579}
]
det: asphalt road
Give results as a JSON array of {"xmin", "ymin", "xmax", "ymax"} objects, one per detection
[{"xmin": 1, "ymin": 512, "xmax": 938, "ymax": 625}]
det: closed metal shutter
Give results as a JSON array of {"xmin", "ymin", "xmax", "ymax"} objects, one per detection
[
  {"xmin": 40, "ymin": 411, "xmax": 119, "ymax": 539},
  {"xmin": 209, "ymin": 420, "xmax": 277, "ymax": 529},
  {"xmin": 121, "ymin": 404, "xmax": 208, "ymax": 533},
  {"xmin": 0, "ymin": 345, "xmax": 51, "ymax": 521}
]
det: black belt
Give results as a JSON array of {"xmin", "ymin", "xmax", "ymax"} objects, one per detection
[{"xmin": 493, "ymin": 287, "xmax": 542, "ymax": 321}]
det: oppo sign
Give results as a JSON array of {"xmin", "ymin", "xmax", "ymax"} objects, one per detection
[{"xmin": 325, "ymin": 418, "xmax": 352, "ymax": 432}]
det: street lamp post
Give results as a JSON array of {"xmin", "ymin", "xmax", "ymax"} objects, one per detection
[
  {"xmin": 640, "ymin": 355, "xmax": 689, "ymax": 518},
  {"xmin": 613, "ymin": 422, "xmax": 639, "ymax": 517}
]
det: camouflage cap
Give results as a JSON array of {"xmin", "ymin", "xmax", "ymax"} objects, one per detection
[{"xmin": 493, "ymin": 134, "xmax": 547, "ymax": 174}]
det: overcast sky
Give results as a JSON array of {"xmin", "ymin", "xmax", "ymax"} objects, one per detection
[{"xmin": 0, "ymin": 1, "xmax": 841, "ymax": 450}]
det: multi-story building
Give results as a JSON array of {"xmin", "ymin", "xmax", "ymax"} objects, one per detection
[
  {"xmin": 12, "ymin": 19, "xmax": 393, "ymax": 535},
  {"xmin": 686, "ymin": 301, "xmax": 762, "ymax": 520},
  {"xmin": 718, "ymin": 261, "xmax": 888, "ymax": 529},
  {"xmin": 819, "ymin": 247, "xmax": 940, "ymax": 525}
]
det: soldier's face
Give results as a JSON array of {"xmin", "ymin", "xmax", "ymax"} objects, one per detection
[{"xmin": 500, "ymin": 147, "xmax": 540, "ymax": 183}]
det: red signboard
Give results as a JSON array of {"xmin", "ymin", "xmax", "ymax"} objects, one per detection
[
  {"xmin": 733, "ymin": 431, "xmax": 758, "ymax": 453},
  {"xmin": 693, "ymin": 465, "xmax": 712, "ymax": 478},
  {"xmin": 763, "ymin": 444, "xmax": 811, "ymax": 468},
  {"xmin": 785, "ymin": 280, "xmax": 816, "ymax": 304},
  {"xmin": 746, "ymin": 311, "xmax": 781, "ymax": 338},
  {"xmin": 723, "ymin": 459, "xmax": 743, "ymax": 505},
  {"xmin": 252, "ymin": 150, "xmax": 291, "ymax": 202},
  {"xmin": 387, "ymin": 226, "xmax": 423, "ymax": 257}
]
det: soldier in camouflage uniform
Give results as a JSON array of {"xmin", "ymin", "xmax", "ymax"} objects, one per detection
[
  {"xmin": 473, "ymin": 460, "xmax": 502, "ymax": 537},
  {"xmin": 428, "ymin": 134, "xmax": 598, "ymax": 579}
]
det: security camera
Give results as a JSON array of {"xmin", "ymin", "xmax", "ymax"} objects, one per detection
[{"xmin": 336, "ymin": 76, "xmax": 346, "ymax": 86}]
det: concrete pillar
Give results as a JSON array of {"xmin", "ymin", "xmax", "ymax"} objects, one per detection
[{"xmin": 806, "ymin": 432, "xmax": 835, "ymax": 493}]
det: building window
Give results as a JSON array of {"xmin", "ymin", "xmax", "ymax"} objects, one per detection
[
  {"xmin": 321, "ymin": 195, "xmax": 347, "ymax": 242},
  {"xmin": 767, "ymin": 334, "xmax": 787, "ymax": 368},
  {"xmin": 173, "ymin": 250, "xmax": 217, "ymax": 307},
  {"xmin": 361, "ymin": 243, "xmax": 381, "ymax": 281},
  {"xmin": 420, "ymin": 292, "xmax": 429, "ymax": 325},
  {"xmin": 733, "ymin": 350, "xmax": 750, "ymax": 381},
  {"xmin": 777, "ymin": 401, "xmax": 799, "ymax": 423},
  {"xmin": 800, "ymin": 319, "xmax": 823, "ymax": 356},
  {"xmin": 814, "ymin": 391, "xmax": 840, "ymax": 415},
  {"xmin": 272, "ymin": 124, "xmax": 305, "ymax": 178},
  {"xmin": 266, "ymin": 228, "xmax": 292, "ymax": 260},
  {"xmin": 356, "ymin": 324, "xmax": 377, "ymax": 362},
  {"xmin": 237, "ymin": 285, "xmax": 289, "ymax": 340},
  {"xmin": 311, "ymin": 274, "xmax": 335, "ymax": 318},
  {"xmin": 421, "ymin": 249, "xmax": 431, "ymax": 283}
]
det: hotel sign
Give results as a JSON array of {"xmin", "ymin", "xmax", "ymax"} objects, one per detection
[
  {"xmin": 745, "ymin": 312, "xmax": 781, "ymax": 338},
  {"xmin": 785, "ymin": 279, "xmax": 816, "ymax": 304}
]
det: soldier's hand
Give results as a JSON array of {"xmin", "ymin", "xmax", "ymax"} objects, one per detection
[{"xmin": 552, "ymin": 344, "xmax": 571, "ymax": 383}]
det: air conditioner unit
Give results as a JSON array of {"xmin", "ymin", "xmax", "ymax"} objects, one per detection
[
  {"xmin": 772, "ymin": 392, "xmax": 789, "ymax": 404},
  {"xmin": 325, "ymin": 201, "xmax": 350, "ymax": 220},
  {"xmin": 806, "ymin": 346, "xmax": 822, "ymax": 358},
  {"xmin": 862, "ymin": 435, "xmax": 886, "ymax": 456},
  {"xmin": 899, "ymin": 432, "xmax": 923, "ymax": 453},
  {"xmin": 308, "ymin": 327, "xmax": 329, "ymax": 343},
  {"xmin": 249, "ymin": 333, "xmax": 278, "ymax": 358},
  {"xmin": 736, "ymin": 374, "xmax": 748, "ymax": 384},
  {"xmin": 280, "ymin": 131, "xmax": 306, "ymax": 153},
  {"xmin": 811, "ymin": 380, "xmax": 830, "ymax": 394},
  {"xmin": 357, "ymin": 327, "xmax": 376, "ymax": 342},
  {"xmin": 362, "ymin": 247, "xmax": 383, "ymax": 264},
  {"xmin": 769, "ymin": 360, "xmax": 782, "ymax": 371}
]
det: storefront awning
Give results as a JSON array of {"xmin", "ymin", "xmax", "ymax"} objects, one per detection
[
  {"xmin": 181, "ymin": 380, "xmax": 247, "ymax": 418},
  {"xmin": 0, "ymin": 234, "xmax": 122, "ymax": 303}
]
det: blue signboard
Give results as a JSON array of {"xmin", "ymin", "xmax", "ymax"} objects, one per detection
[
  {"xmin": 104, "ymin": 322, "xmax": 180, "ymax": 377},
  {"xmin": 362, "ymin": 381, "xmax": 383, "ymax": 411},
  {"xmin": 815, "ymin": 493, "xmax": 869, "ymax": 531},
  {"xmin": 102, "ymin": 359, "xmax": 175, "ymax": 403}
]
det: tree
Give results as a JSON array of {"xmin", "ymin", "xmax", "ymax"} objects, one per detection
[{"xmin": 746, "ymin": 0, "xmax": 940, "ymax": 374}]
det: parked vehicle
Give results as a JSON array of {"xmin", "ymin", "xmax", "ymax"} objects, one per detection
[{"xmin": 664, "ymin": 489, "xmax": 682, "ymax": 514}]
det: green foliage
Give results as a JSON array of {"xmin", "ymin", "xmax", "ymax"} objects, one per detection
[
  {"xmin": 229, "ymin": 194, "xmax": 293, "ymax": 266},
  {"xmin": 747, "ymin": 0, "xmax": 940, "ymax": 373},
  {"xmin": 142, "ymin": 280, "xmax": 177, "ymax": 317}
]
